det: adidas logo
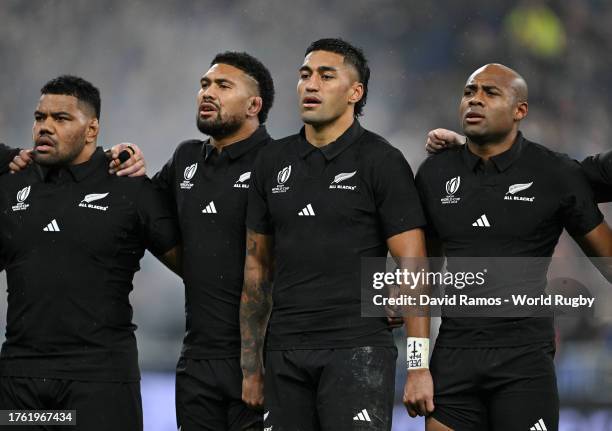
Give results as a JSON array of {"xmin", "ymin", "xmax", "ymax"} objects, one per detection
[
  {"xmin": 298, "ymin": 203, "xmax": 315, "ymax": 216},
  {"xmin": 472, "ymin": 214, "xmax": 491, "ymax": 227},
  {"xmin": 43, "ymin": 219, "xmax": 61, "ymax": 232},
  {"xmin": 530, "ymin": 418, "xmax": 547, "ymax": 431},
  {"xmin": 202, "ymin": 201, "xmax": 217, "ymax": 214},
  {"xmin": 353, "ymin": 409, "xmax": 371, "ymax": 422}
]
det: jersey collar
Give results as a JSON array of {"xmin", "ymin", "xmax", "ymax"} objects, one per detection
[
  {"xmin": 461, "ymin": 131, "xmax": 526, "ymax": 173},
  {"xmin": 37, "ymin": 147, "xmax": 108, "ymax": 183},
  {"xmin": 297, "ymin": 120, "xmax": 364, "ymax": 161},
  {"xmin": 202, "ymin": 126, "xmax": 270, "ymax": 161}
]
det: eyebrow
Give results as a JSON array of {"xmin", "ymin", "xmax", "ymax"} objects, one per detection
[
  {"xmin": 299, "ymin": 65, "xmax": 338, "ymax": 73},
  {"xmin": 34, "ymin": 110, "xmax": 72, "ymax": 117},
  {"xmin": 465, "ymin": 83, "xmax": 502, "ymax": 92},
  {"xmin": 201, "ymin": 77, "xmax": 236, "ymax": 86}
]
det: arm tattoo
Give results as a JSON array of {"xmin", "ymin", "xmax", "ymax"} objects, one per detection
[{"xmin": 240, "ymin": 231, "xmax": 273, "ymax": 375}]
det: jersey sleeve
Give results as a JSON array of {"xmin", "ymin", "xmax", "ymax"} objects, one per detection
[
  {"xmin": 151, "ymin": 152, "xmax": 177, "ymax": 213},
  {"xmin": 414, "ymin": 160, "xmax": 440, "ymax": 240},
  {"xmin": 559, "ymin": 161, "xmax": 604, "ymax": 237},
  {"xmin": 246, "ymin": 153, "xmax": 273, "ymax": 235},
  {"xmin": 0, "ymin": 144, "xmax": 20, "ymax": 175},
  {"xmin": 373, "ymin": 148, "xmax": 427, "ymax": 238},
  {"xmin": 136, "ymin": 178, "xmax": 181, "ymax": 256},
  {"xmin": 581, "ymin": 150, "xmax": 612, "ymax": 203}
]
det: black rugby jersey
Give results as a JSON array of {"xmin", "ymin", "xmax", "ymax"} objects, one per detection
[
  {"xmin": 0, "ymin": 147, "xmax": 179, "ymax": 381},
  {"xmin": 416, "ymin": 133, "xmax": 603, "ymax": 347},
  {"xmin": 153, "ymin": 126, "xmax": 271, "ymax": 359},
  {"xmin": 582, "ymin": 150, "xmax": 612, "ymax": 203},
  {"xmin": 247, "ymin": 121, "xmax": 426, "ymax": 350}
]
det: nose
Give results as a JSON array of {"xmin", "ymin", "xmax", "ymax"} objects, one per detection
[
  {"xmin": 468, "ymin": 90, "xmax": 485, "ymax": 107},
  {"xmin": 304, "ymin": 75, "xmax": 320, "ymax": 92},
  {"xmin": 37, "ymin": 117, "xmax": 54, "ymax": 136}
]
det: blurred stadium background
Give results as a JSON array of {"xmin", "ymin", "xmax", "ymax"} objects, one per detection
[{"xmin": 0, "ymin": 1, "xmax": 611, "ymax": 429}]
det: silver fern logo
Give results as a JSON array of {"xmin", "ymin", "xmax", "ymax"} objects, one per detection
[
  {"xmin": 234, "ymin": 171, "xmax": 251, "ymax": 189},
  {"xmin": 79, "ymin": 192, "xmax": 110, "ymax": 211},
  {"xmin": 441, "ymin": 176, "xmax": 461, "ymax": 205},
  {"xmin": 272, "ymin": 165, "xmax": 292, "ymax": 193},
  {"xmin": 330, "ymin": 171, "xmax": 357, "ymax": 190},
  {"xmin": 504, "ymin": 182, "xmax": 535, "ymax": 202},
  {"xmin": 12, "ymin": 186, "xmax": 31, "ymax": 211},
  {"xmin": 180, "ymin": 163, "xmax": 198, "ymax": 190}
]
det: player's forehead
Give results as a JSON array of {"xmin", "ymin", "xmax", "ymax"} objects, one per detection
[
  {"xmin": 465, "ymin": 66, "xmax": 513, "ymax": 91},
  {"xmin": 301, "ymin": 50, "xmax": 346, "ymax": 70},
  {"xmin": 202, "ymin": 63, "xmax": 252, "ymax": 85},
  {"xmin": 36, "ymin": 94, "xmax": 80, "ymax": 112}
]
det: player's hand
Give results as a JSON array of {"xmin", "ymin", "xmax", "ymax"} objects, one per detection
[
  {"xmin": 9, "ymin": 149, "xmax": 33, "ymax": 173},
  {"xmin": 108, "ymin": 143, "xmax": 146, "ymax": 177},
  {"xmin": 385, "ymin": 285, "xmax": 404, "ymax": 328},
  {"xmin": 242, "ymin": 371, "xmax": 264, "ymax": 409},
  {"xmin": 403, "ymin": 368, "xmax": 435, "ymax": 417},
  {"xmin": 426, "ymin": 128, "xmax": 465, "ymax": 153}
]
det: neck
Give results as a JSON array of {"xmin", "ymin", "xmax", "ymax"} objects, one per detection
[
  {"xmin": 211, "ymin": 119, "xmax": 259, "ymax": 152},
  {"xmin": 70, "ymin": 142, "xmax": 97, "ymax": 165},
  {"xmin": 466, "ymin": 129, "xmax": 518, "ymax": 161},
  {"xmin": 304, "ymin": 110, "xmax": 355, "ymax": 147}
]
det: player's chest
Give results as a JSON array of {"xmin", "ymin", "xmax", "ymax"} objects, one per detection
[
  {"xmin": 1, "ymin": 182, "xmax": 136, "ymax": 256},
  {"xmin": 427, "ymin": 172, "xmax": 559, "ymax": 238}
]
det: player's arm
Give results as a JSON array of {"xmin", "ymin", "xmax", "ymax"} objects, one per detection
[
  {"xmin": 156, "ymin": 245, "xmax": 183, "ymax": 277},
  {"xmin": 240, "ymin": 229, "xmax": 274, "ymax": 409},
  {"xmin": 0, "ymin": 144, "xmax": 24, "ymax": 174},
  {"xmin": 108, "ymin": 143, "xmax": 146, "ymax": 177},
  {"xmin": 387, "ymin": 229, "xmax": 435, "ymax": 418},
  {"xmin": 581, "ymin": 150, "xmax": 612, "ymax": 203},
  {"xmin": 574, "ymin": 221, "xmax": 612, "ymax": 283}
]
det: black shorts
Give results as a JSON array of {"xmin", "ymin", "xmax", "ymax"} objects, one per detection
[
  {"xmin": 430, "ymin": 342, "xmax": 559, "ymax": 431},
  {"xmin": 175, "ymin": 357, "xmax": 262, "ymax": 431},
  {"xmin": 0, "ymin": 376, "xmax": 141, "ymax": 431},
  {"xmin": 264, "ymin": 346, "xmax": 397, "ymax": 431}
]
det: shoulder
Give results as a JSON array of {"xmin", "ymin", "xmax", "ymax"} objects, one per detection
[
  {"xmin": 173, "ymin": 139, "xmax": 204, "ymax": 158},
  {"xmin": 417, "ymin": 146, "xmax": 463, "ymax": 177},
  {"xmin": 254, "ymin": 134, "xmax": 297, "ymax": 163},
  {"xmin": 523, "ymin": 140, "xmax": 582, "ymax": 174}
]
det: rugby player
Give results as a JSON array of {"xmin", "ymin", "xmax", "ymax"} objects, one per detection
[
  {"xmin": 415, "ymin": 64, "xmax": 612, "ymax": 431},
  {"xmin": 240, "ymin": 38, "xmax": 431, "ymax": 430},
  {"xmin": 0, "ymin": 75, "xmax": 181, "ymax": 430},
  {"xmin": 151, "ymin": 52, "xmax": 275, "ymax": 431}
]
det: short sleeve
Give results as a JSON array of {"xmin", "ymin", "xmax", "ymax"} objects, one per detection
[
  {"xmin": 373, "ymin": 148, "xmax": 427, "ymax": 238},
  {"xmin": 136, "ymin": 178, "xmax": 181, "ymax": 256},
  {"xmin": 414, "ymin": 161, "xmax": 440, "ymax": 240},
  {"xmin": 581, "ymin": 150, "xmax": 612, "ymax": 203},
  {"xmin": 246, "ymin": 154, "xmax": 273, "ymax": 235},
  {"xmin": 151, "ymin": 153, "xmax": 177, "ymax": 213},
  {"xmin": 560, "ymin": 162, "xmax": 604, "ymax": 237},
  {"xmin": 0, "ymin": 144, "xmax": 20, "ymax": 175}
]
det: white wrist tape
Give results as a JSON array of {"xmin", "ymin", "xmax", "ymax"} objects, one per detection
[{"xmin": 407, "ymin": 337, "xmax": 429, "ymax": 370}]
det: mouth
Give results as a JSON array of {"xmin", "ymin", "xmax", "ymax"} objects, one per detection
[
  {"xmin": 464, "ymin": 111, "xmax": 485, "ymax": 124},
  {"xmin": 302, "ymin": 96, "xmax": 322, "ymax": 109},
  {"xmin": 199, "ymin": 103, "xmax": 218, "ymax": 117},
  {"xmin": 34, "ymin": 136, "xmax": 56, "ymax": 152}
]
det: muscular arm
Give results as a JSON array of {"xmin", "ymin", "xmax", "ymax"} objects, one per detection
[
  {"xmin": 240, "ymin": 229, "xmax": 274, "ymax": 407},
  {"xmin": 581, "ymin": 150, "xmax": 612, "ymax": 203},
  {"xmin": 387, "ymin": 228, "xmax": 435, "ymax": 418},
  {"xmin": 574, "ymin": 221, "xmax": 612, "ymax": 282}
]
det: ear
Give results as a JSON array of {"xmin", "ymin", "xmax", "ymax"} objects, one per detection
[
  {"xmin": 247, "ymin": 96, "xmax": 263, "ymax": 119},
  {"xmin": 514, "ymin": 102, "xmax": 528, "ymax": 121},
  {"xmin": 85, "ymin": 118, "xmax": 100, "ymax": 144},
  {"xmin": 348, "ymin": 82, "xmax": 364, "ymax": 106}
]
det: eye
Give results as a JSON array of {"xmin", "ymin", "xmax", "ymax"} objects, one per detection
[
  {"xmin": 300, "ymin": 72, "xmax": 310, "ymax": 79},
  {"xmin": 463, "ymin": 89, "xmax": 473, "ymax": 96},
  {"xmin": 322, "ymin": 74, "xmax": 334, "ymax": 80}
]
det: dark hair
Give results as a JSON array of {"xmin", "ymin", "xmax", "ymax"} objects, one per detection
[
  {"xmin": 211, "ymin": 52, "xmax": 275, "ymax": 124},
  {"xmin": 40, "ymin": 75, "xmax": 101, "ymax": 119},
  {"xmin": 305, "ymin": 38, "xmax": 370, "ymax": 117}
]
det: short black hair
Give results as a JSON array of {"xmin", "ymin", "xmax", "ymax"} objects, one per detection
[
  {"xmin": 40, "ymin": 75, "xmax": 101, "ymax": 119},
  {"xmin": 305, "ymin": 38, "xmax": 369, "ymax": 117},
  {"xmin": 211, "ymin": 52, "xmax": 275, "ymax": 124}
]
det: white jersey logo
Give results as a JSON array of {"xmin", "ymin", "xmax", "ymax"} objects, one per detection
[
  {"xmin": 181, "ymin": 163, "xmax": 198, "ymax": 190},
  {"xmin": 202, "ymin": 201, "xmax": 218, "ymax": 214},
  {"xmin": 12, "ymin": 186, "xmax": 31, "ymax": 212},
  {"xmin": 79, "ymin": 192, "xmax": 110, "ymax": 211},
  {"xmin": 472, "ymin": 214, "xmax": 491, "ymax": 227},
  {"xmin": 441, "ymin": 176, "xmax": 461, "ymax": 205},
  {"xmin": 43, "ymin": 219, "xmax": 61, "ymax": 232},
  {"xmin": 530, "ymin": 418, "xmax": 548, "ymax": 431},
  {"xmin": 353, "ymin": 409, "xmax": 372, "ymax": 422},
  {"xmin": 298, "ymin": 203, "xmax": 315, "ymax": 216},
  {"xmin": 272, "ymin": 165, "xmax": 292, "ymax": 194},
  {"xmin": 330, "ymin": 171, "xmax": 357, "ymax": 190},
  {"xmin": 504, "ymin": 182, "xmax": 535, "ymax": 202},
  {"xmin": 234, "ymin": 171, "xmax": 251, "ymax": 189}
]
